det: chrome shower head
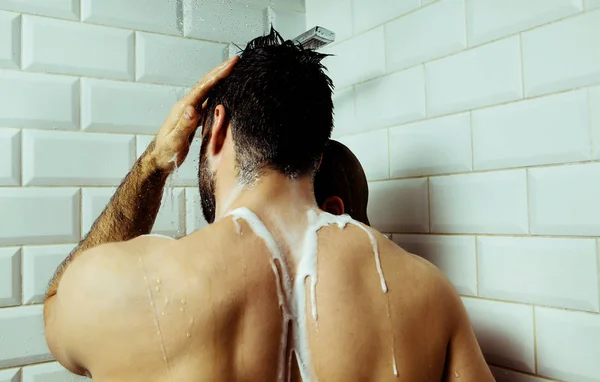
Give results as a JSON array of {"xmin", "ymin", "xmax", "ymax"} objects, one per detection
[{"xmin": 292, "ymin": 26, "xmax": 336, "ymax": 50}]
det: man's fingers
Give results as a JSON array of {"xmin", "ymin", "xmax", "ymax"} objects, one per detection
[
  {"xmin": 172, "ymin": 106, "xmax": 200, "ymax": 143},
  {"xmin": 184, "ymin": 56, "xmax": 239, "ymax": 106}
]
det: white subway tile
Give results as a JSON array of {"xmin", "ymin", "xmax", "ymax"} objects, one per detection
[
  {"xmin": 462, "ymin": 298, "xmax": 535, "ymax": 372},
  {"xmin": 490, "ymin": 366, "xmax": 554, "ymax": 382},
  {"xmin": 355, "ymin": 66, "xmax": 426, "ymax": 131},
  {"xmin": 186, "ymin": 187, "xmax": 209, "ymax": 234},
  {"xmin": 306, "ymin": 0, "xmax": 353, "ymax": 41},
  {"xmin": 270, "ymin": 8, "xmax": 305, "ymax": 39},
  {"xmin": 22, "ymin": 16, "xmax": 134, "ymax": 80},
  {"xmin": 81, "ymin": 188, "xmax": 114, "ymax": 237},
  {"xmin": 586, "ymin": 0, "xmax": 600, "ymax": 9},
  {"xmin": 430, "ymin": 170, "xmax": 528, "ymax": 234},
  {"xmin": 136, "ymin": 135, "xmax": 201, "ymax": 187},
  {"xmin": 423, "ymin": 0, "xmax": 439, "ymax": 4},
  {"xmin": 0, "ymin": 70, "xmax": 78, "ymax": 130},
  {"xmin": 392, "ymin": 234, "xmax": 477, "ymax": 296},
  {"xmin": 154, "ymin": 187, "xmax": 186, "ymax": 238},
  {"xmin": 22, "ymin": 130, "xmax": 135, "ymax": 186},
  {"xmin": 472, "ymin": 90, "xmax": 590, "ymax": 170},
  {"xmin": 82, "ymin": 79, "xmax": 181, "ymax": 135},
  {"xmin": 536, "ymin": 307, "xmax": 600, "ymax": 381},
  {"xmin": 0, "ymin": 0, "xmax": 79, "ymax": 20},
  {"xmin": 0, "ymin": 305, "xmax": 52, "ymax": 369},
  {"xmin": 425, "ymin": 36, "xmax": 522, "ymax": 117},
  {"xmin": 591, "ymin": 86, "xmax": 600, "ymax": 159},
  {"xmin": 0, "ymin": 247, "xmax": 20, "ymax": 308},
  {"xmin": 323, "ymin": 27, "xmax": 385, "ymax": 89},
  {"xmin": 467, "ymin": 0, "xmax": 583, "ymax": 47},
  {"xmin": 22, "ymin": 244, "xmax": 74, "ymax": 304},
  {"xmin": 82, "ymin": 0, "xmax": 182, "ymax": 35},
  {"xmin": 337, "ymin": 129, "xmax": 389, "ymax": 181},
  {"xmin": 136, "ymin": 32, "xmax": 226, "ymax": 87},
  {"xmin": 522, "ymin": 11, "xmax": 600, "ymax": 97},
  {"xmin": 367, "ymin": 178, "xmax": 429, "ymax": 233},
  {"xmin": 352, "ymin": 0, "xmax": 420, "ymax": 33},
  {"xmin": 389, "ymin": 113, "xmax": 472, "ymax": 178},
  {"xmin": 0, "ymin": 128, "xmax": 20, "ymax": 186},
  {"xmin": 478, "ymin": 237, "xmax": 598, "ymax": 312},
  {"xmin": 529, "ymin": 163, "xmax": 600, "ymax": 236},
  {"xmin": 331, "ymin": 87, "xmax": 356, "ymax": 137},
  {"xmin": 0, "ymin": 10, "xmax": 19, "ymax": 69},
  {"xmin": 0, "ymin": 367, "xmax": 20, "ymax": 382},
  {"xmin": 386, "ymin": 0, "xmax": 466, "ymax": 72},
  {"xmin": 22, "ymin": 362, "xmax": 89, "ymax": 381},
  {"xmin": 0, "ymin": 188, "xmax": 79, "ymax": 246},
  {"xmin": 183, "ymin": 0, "xmax": 265, "ymax": 44}
]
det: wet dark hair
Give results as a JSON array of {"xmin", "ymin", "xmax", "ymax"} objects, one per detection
[
  {"xmin": 314, "ymin": 140, "xmax": 370, "ymax": 226},
  {"xmin": 200, "ymin": 27, "xmax": 334, "ymax": 181}
]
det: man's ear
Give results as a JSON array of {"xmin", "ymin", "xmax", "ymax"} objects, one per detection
[
  {"xmin": 320, "ymin": 196, "xmax": 345, "ymax": 216},
  {"xmin": 208, "ymin": 105, "xmax": 228, "ymax": 156}
]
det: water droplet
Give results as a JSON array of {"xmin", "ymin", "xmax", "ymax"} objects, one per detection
[
  {"xmin": 186, "ymin": 332, "xmax": 191, "ymax": 338},
  {"xmin": 454, "ymin": 371, "xmax": 460, "ymax": 378},
  {"xmin": 156, "ymin": 278, "xmax": 161, "ymax": 284},
  {"xmin": 180, "ymin": 307, "xmax": 185, "ymax": 312},
  {"xmin": 161, "ymin": 312, "xmax": 165, "ymax": 316},
  {"xmin": 181, "ymin": 299, "xmax": 186, "ymax": 305},
  {"xmin": 155, "ymin": 286, "xmax": 161, "ymax": 292}
]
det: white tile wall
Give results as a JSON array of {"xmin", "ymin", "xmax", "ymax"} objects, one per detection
[
  {"xmin": 136, "ymin": 32, "xmax": 226, "ymax": 87},
  {"xmin": 392, "ymin": 234, "xmax": 477, "ymax": 295},
  {"xmin": 478, "ymin": 236, "xmax": 599, "ymax": 312},
  {"xmin": 367, "ymin": 178, "xmax": 429, "ymax": 233},
  {"xmin": 0, "ymin": 367, "xmax": 19, "ymax": 382},
  {"xmin": 425, "ymin": 36, "xmax": 523, "ymax": 117},
  {"xmin": 490, "ymin": 366, "xmax": 554, "ymax": 382},
  {"xmin": 185, "ymin": 187, "xmax": 208, "ymax": 234},
  {"xmin": 389, "ymin": 113, "xmax": 472, "ymax": 178},
  {"xmin": 466, "ymin": 0, "xmax": 583, "ymax": 47},
  {"xmin": 0, "ymin": 305, "xmax": 53, "ymax": 369},
  {"xmin": 0, "ymin": 0, "xmax": 79, "ymax": 20},
  {"xmin": 82, "ymin": 79, "xmax": 181, "ymax": 134},
  {"xmin": 22, "ymin": 130, "xmax": 135, "ymax": 186},
  {"xmin": 21, "ymin": 362, "xmax": 89, "ymax": 381},
  {"xmin": 590, "ymin": 85, "xmax": 600, "ymax": 159},
  {"xmin": 385, "ymin": 0, "xmax": 466, "ymax": 72},
  {"xmin": 331, "ymin": 87, "xmax": 357, "ymax": 136},
  {"xmin": 306, "ymin": 0, "xmax": 353, "ymax": 41},
  {"xmin": 0, "ymin": 128, "xmax": 20, "ymax": 186},
  {"xmin": 472, "ymin": 90, "xmax": 590, "ymax": 170},
  {"xmin": 337, "ymin": 130, "xmax": 389, "ymax": 181},
  {"xmin": 0, "ymin": 70, "xmax": 79, "ymax": 130},
  {"xmin": 0, "ymin": 10, "xmax": 19, "ymax": 69},
  {"xmin": 429, "ymin": 170, "xmax": 528, "ymax": 234},
  {"xmin": 355, "ymin": 65, "xmax": 426, "ymax": 132},
  {"xmin": 269, "ymin": 7, "xmax": 306, "ymax": 40},
  {"xmin": 586, "ymin": 0, "xmax": 600, "ymax": 9},
  {"xmin": 21, "ymin": 244, "xmax": 75, "ymax": 304},
  {"xmin": 0, "ymin": 188, "xmax": 80, "ymax": 246},
  {"xmin": 535, "ymin": 307, "xmax": 600, "ymax": 381},
  {"xmin": 81, "ymin": 0, "xmax": 183, "ymax": 35},
  {"xmin": 351, "ymin": 0, "xmax": 420, "ymax": 34},
  {"xmin": 522, "ymin": 10, "xmax": 600, "ymax": 97},
  {"xmin": 22, "ymin": 16, "xmax": 135, "ymax": 80},
  {"xmin": 0, "ymin": 247, "xmax": 20, "ymax": 307},
  {"xmin": 462, "ymin": 298, "xmax": 535, "ymax": 372},
  {"xmin": 528, "ymin": 163, "xmax": 600, "ymax": 236}
]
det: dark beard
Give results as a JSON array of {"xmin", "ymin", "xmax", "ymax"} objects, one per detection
[{"xmin": 198, "ymin": 140, "xmax": 217, "ymax": 224}]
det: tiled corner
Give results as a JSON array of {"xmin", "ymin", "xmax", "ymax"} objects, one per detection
[
  {"xmin": 21, "ymin": 361, "xmax": 89, "ymax": 381},
  {"xmin": 462, "ymin": 297, "xmax": 535, "ymax": 372},
  {"xmin": 429, "ymin": 170, "xmax": 528, "ymax": 234},
  {"xmin": 351, "ymin": 0, "xmax": 420, "ymax": 34},
  {"xmin": 389, "ymin": 113, "xmax": 472, "ymax": 178},
  {"xmin": 355, "ymin": 65, "xmax": 426, "ymax": 132},
  {"xmin": 477, "ymin": 236, "xmax": 599, "ymax": 312},
  {"xmin": 135, "ymin": 32, "xmax": 226, "ymax": 87},
  {"xmin": 472, "ymin": 89, "xmax": 590, "ymax": 170},
  {"xmin": 522, "ymin": 10, "xmax": 600, "ymax": 97},
  {"xmin": 385, "ymin": 0, "xmax": 466, "ymax": 72},
  {"xmin": 185, "ymin": 187, "xmax": 209, "ymax": 234},
  {"xmin": 490, "ymin": 366, "xmax": 555, "ymax": 382},
  {"xmin": 0, "ymin": 305, "xmax": 53, "ymax": 369},
  {"xmin": 367, "ymin": 178, "xmax": 429, "ymax": 233},
  {"xmin": 0, "ymin": 128, "xmax": 20, "ymax": 186},
  {"xmin": 331, "ymin": 86, "xmax": 357, "ymax": 137},
  {"xmin": 590, "ymin": 85, "xmax": 600, "ymax": 159},
  {"xmin": 0, "ymin": 70, "xmax": 79, "ymax": 130},
  {"xmin": 425, "ymin": 36, "xmax": 523, "ymax": 117},
  {"xmin": 0, "ymin": 247, "xmax": 21, "ymax": 307},
  {"xmin": 81, "ymin": 0, "xmax": 183, "ymax": 35},
  {"xmin": 0, "ymin": 367, "xmax": 20, "ymax": 382},
  {"xmin": 466, "ymin": 0, "xmax": 583, "ymax": 47},
  {"xmin": 154, "ymin": 187, "xmax": 186, "ymax": 238},
  {"xmin": 22, "ymin": 130, "xmax": 135, "ymax": 186},
  {"xmin": 22, "ymin": 244, "xmax": 75, "ymax": 304},
  {"xmin": 0, "ymin": 10, "xmax": 19, "ymax": 69},
  {"xmin": 22, "ymin": 16, "xmax": 134, "ymax": 80},
  {"xmin": 535, "ymin": 307, "xmax": 600, "ymax": 381},
  {"xmin": 0, "ymin": 188, "xmax": 80, "ymax": 246},
  {"xmin": 136, "ymin": 135, "xmax": 201, "ymax": 186},
  {"xmin": 306, "ymin": 0, "xmax": 353, "ymax": 41},
  {"xmin": 337, "ymin": 129, "xmax": 389, "ymax": 181},
  {"xmin": 392, "ymin": 234, "xmax": 477, "ymax": 296},
  {"xmin": 81, "ymin": 79, "xmax": 181, "ymax": 135},
  {"xmin": 528, "ymin": 163, "xmax": 600, "ymax": 236},
  {"xmin": 0, "ymin": 0, "xmax": 79, "ymax": 20}
]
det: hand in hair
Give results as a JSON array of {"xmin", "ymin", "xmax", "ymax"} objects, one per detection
[{"xmin": 149, "ymin": 56, "xmax": 239, "ymax": 172}]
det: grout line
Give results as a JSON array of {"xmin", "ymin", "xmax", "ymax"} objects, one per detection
[
  {"xmin": 374, "ymin": 232, "xmax": 600, "ymax": 240},
  {"xmin": 487, "ymin": 364, "xmax": 559, "ymax": 381},
  {"xmin": 533, "ymin": 306, "xmax": 539, "ymax": 374},
  {"xmin": 459, "ymin": 295, "xmax": 600, "ymax": 315}
]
